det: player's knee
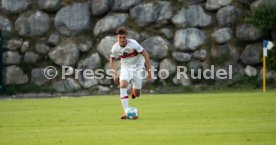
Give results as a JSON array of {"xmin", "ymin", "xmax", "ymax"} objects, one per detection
[
  {"xmin": 120, "ymin": 84, "xmax": 128, "ymax": 88},
  {"xmin": 120, "ymin": 81, "xmax": 128, "ymax": 88}
]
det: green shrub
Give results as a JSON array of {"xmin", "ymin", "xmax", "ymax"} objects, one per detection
[
  {"xmin": 246, "ymin": 4, "xmax": 276, "ymax": 70},
  {"xmin": 268, "ymin": 46, "xmax": 276, "ymax": 70},
  {"xmin": 3, "ymin": 84, "xmax": 55, "ymax": 95},
  {"xmin": 246, "ymin": 4, "xmax": 276, "ymax": 34},
  {"xmin": 227, "ymin": 76, "xmax": 260, "ymax": 89}
]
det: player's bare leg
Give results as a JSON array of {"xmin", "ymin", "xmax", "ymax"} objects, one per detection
[
  {"xmin": 131, "ymin": 89, "xmax": 141, "ymax": 99},
  {"xmin": 120, "ymin": 80, "xmax": 129, "ymax": 119}
]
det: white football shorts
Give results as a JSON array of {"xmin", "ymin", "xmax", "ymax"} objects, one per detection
[{"xmin": 119, "ymin": 68, "xmax": 145, "ymax": 89}]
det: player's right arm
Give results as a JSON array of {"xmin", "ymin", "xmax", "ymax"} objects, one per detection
[
  {"xmin": 109, "ymin": 57, "xmax": 118, "ymax": 84},
  {"xmin": 110, "ymin": 46, "xmax": 119, "ymax": 84}
]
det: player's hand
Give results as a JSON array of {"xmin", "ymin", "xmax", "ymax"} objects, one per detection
[
  {"xmin": 147, "ymin": 70, "xmax": 153, "ymax": 81},
  {"xmin": 113, "ymin": 73, "xmax": 119, "ymax": 84}
]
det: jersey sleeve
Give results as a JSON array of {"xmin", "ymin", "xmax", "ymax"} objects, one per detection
[
  {"xmin": 132, "ymin": 40, "xmax": 145, "ymax": 53},
  {"xmin": 110, "ymin": 45, "xmax": 119, "ymax": 59}
]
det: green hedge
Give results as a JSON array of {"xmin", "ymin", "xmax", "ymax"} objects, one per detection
[
  {"xmin": 268, "ymin": 47, "xmax": 276, "ymax": 70},
  {"xmin": 246, "ymin": 4, "xmax": 276, "ymax": 70},
  {"xmin": 246, "ymin": 4, "xmax": 276, "ymax": 34}
]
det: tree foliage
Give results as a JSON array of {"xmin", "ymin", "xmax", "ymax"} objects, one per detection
[
  {"xmin": 246, "ymin": 4, "xmax": 276, "ymax": 34},
  {"xmin": 246, "ymin": 4, "xmax": 276, "ymax": 70}
]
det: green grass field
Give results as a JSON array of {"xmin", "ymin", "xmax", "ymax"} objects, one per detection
[{"xmin": 0, "ymin": 91, "xmax": 276, "ymax": 145}]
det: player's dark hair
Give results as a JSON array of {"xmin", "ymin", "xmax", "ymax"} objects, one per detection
[{"xmin": 116, "ymin": 27, "xmax": 128, "ymax": 35}]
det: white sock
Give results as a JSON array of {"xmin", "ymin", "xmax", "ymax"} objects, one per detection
[{"xmin": 120, "ymin": 88, "xmax": 129, "ymax": 113}]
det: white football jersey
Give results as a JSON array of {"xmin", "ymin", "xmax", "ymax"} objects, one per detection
[{"xmin": 110, "ymin": 39, "xmax": 145, "ymax": 70}]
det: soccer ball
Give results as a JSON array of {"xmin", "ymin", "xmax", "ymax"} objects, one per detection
[{"xmin": 126, "ymin": 107, "xmax": 139, "ymax": 119}]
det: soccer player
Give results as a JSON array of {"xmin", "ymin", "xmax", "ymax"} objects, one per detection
[{"xmin": 109, "ymin": 27, "xmax": 152, "ymax": 119}]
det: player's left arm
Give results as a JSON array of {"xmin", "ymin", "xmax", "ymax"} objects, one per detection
[{"xmin": 141, "ymin": 50, "xmax": 152, "ymax": 80}]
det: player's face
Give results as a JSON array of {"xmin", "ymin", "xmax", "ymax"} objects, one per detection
[{"xmin": 117, "ymin": 34, "xmax": 127, "ymax": 47}]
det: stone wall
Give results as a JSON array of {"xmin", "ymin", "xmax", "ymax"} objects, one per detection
[{"xmin": 1, "ymin": 0, "xmax": 276, "ymax": 94}]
